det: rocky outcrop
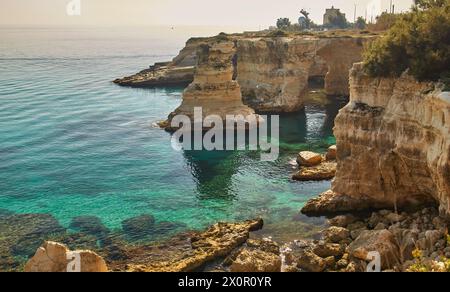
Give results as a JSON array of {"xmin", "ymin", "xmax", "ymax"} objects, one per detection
[
  {"xmin": 297, "ymin": 151, "xmax": 323, "ymax": 167},
  {"xmin": 292, "ymin": 162, "xmax": 336, "ymax": 181},
  {"xmin": 292, "ymin": 148, "xmax": 337, "ymax": 182},
  {"xmin": 237, "ymin": 37, "xmax": 368, "ymax": 112},
  {"xmin": 284, "ymin": 207, "xmax": 449, "ymax": 272},
  {"xmin": 165, "ymin": 41, "xmax": 258, "ymax": 130},
  {"xmin": 113, "ymin": 37, "xmax": 203, "ymax": 87},
  {"xmin": 115, "ymin": 33, "xmax": 372, "ymax": 113},
  {"xmin": 24, "ymin": 241, "xmax": 108, "ymax": 272},
  {"xmin": 303, "ymin": 63, "xmax": 450, "ymax": 216},
  {"xmin": 109, "ymin": 219, "xmax": 263, "ymax": 272}
]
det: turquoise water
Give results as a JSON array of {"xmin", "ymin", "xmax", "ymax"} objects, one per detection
[{"xmin": 0, "ymin": 28, "xmax": 345, "ymax": 255}]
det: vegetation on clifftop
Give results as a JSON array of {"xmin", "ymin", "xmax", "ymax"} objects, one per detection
[{"xmin": 363, "ymin": 0, "xmax": 450, "ymax": 88}]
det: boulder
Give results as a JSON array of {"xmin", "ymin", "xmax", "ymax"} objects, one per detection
[
  {"xmin": 347, "ymin": 230, "xmax": 400, "ymax": 270},
  {"xmin": 121, "ymin": 219, "xmax": 264, "ymax": 272},
  {"xmin": 295, "ymin": 249, "xmax": 326, "ymax": 272},
  {"xmin": 292, "ymin": 161, "xmax": 336, "ymax": 181},
  {"xmin": 313, "ymin": 242, "xmax": 345, "ymax": 258},
  {"xmin": 24, "ymin": 241, "xmax": 108, "ymax": 272},
  {"xmin": 326, "ymin": 145, "xmax": 337, "ymax": 161},
  {"xmin": 322, "ymin": 227, "xmax": 350, "ymax": 243},
  {"xmin": 297, "ymin": 151, "xmax": 323, "ymax": 167},
  {"xmin": 230, "ymin": 248, "xmax": 281, "ymax": 272},
  {"xmin": 328, "ymin": 214, "xmax": 358, "ymax": 228}
]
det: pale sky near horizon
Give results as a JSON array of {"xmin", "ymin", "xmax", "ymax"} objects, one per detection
[{"xmin": 0, "ymin": 0, "xmax": 414, "ymax": 30}]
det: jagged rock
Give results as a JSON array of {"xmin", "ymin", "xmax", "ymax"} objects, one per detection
[
  {"xmin": 295, "ymin": 249, "xmax": 327, "ymax": 272},
  {"xmin": 326, "ymin": 145, "xmax": 337, "ymax": 161},
  {"xmin": 331, "ymin": 63, "xmax": 450, "ymax": 214},
  {"xmin": 246, "ymin": 239, "xmax": 280, "ymax": 255},
  {"xmin": 114, "ymin": 38, "xmax": 200, "ymax": 87},
  {"xmin": 322, "ymin": 227, "xmax": 350, "ymax": 243},
  {"xmin": 297, "ymin": 151, "xmax": 323, "ymax": 167},
  {"xmin": 425, "ymin": 230, "xmax": 445, "ymax": 250},
  {"xmin": 24, "ymin": 241, "xmax": 108, "ymax": 272},
  {"xmin": 328, "ymin": 214, "xmax": 358, "ymax": 228},
  {"xmin": 374, "ymin": 223, "xmax": 387, "ymax": 230},
  {"xmin": 313, "ymin": 242, "xmax": 345, "ymax": 258},
  {"xmin": 292, "ymin": 161, "xmax": 336, "ymax": 181},
  {"xmin": 301, "ymin": 190, "xmax": 373, "ymax": 216},
  {"xmin": 112, "ymin": 219, "xmax": 263, "ymax": 272},
  {"xmin": 347, "ymin": 230, "xmax": 400, "ymax": 270},
  {"xmin": 324, "ymin": 256, "xmax": 336, "ymax": 269},
  {"xmin": 230, "ymin": 248, "xmax": 281, "ymax": 272}
]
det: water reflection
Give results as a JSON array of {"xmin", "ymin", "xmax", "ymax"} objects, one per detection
[
  {"xmin": 179, "ymin": 94, "xmax": 348, "ymax": 203},
  {"xmin": 183, "ymin": 150, "xmax": 240, "ymax": 201}
]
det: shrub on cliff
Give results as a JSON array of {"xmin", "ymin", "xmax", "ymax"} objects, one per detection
[
  {"xmin": 368, "ymin": 12, "xmax": 400, "ymax": 31},
  {"xmin": 267, "ymin": 30, "xmax": 289, "ymax": 38},
  {"xmin": 363, "ymin": 0, "xmax": 450, "ymax": 86}
]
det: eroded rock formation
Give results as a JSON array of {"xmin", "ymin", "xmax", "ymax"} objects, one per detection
[
  {"xmin": 24, "ymin": 241, "xmax": 108, "ymax": 272},
  {"xmin": 113, "ymin": 37, "xmax": 201, "ymax": 87},
  {"xmin": 165, "ymin": 40, "xmax": 258, "ymax": 129},
  {"xmin": 114, "ymin": 33, "xmax": 373, "ymax": 113},
  {"xmin": 237, "ymin": 37, "xmax": 367, "ymax": 112},
  {"xmin": 303, "ymin": 63, "xmax": 450, "ymax": 216},
  {"xmin": 109, "ymin": 219, "xmax": 264, "ymax": 272}
]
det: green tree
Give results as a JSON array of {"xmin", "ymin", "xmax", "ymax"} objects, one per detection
[
  {"xmin": 276, "ymin": 18, "xmax": 291, "ymax": 30},
  {"xmin": 364, "ymin": 0, "xmax": 450, "ymax": 86},
  {"xmin": 326, "ymin": 11, "xmax": 349, "ymax": 29},
  {"xmin": 355, "ymin": 17, "xmax": 367, "ymax": 29},
  {"xmin": 300, "ymin": 9, "xmax": 312, "ymax": 29}
]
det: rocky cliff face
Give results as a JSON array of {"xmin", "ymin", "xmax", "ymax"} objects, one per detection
[
  {"xmin": 236, "ymin": 37, "xmax": 367, "ymax": 112},
  {"xmin": 114, "ymin": 34, "xmax": 371, "ymax": 113},
  {"xmin": 166, "ymin": 40, "xmax": 257, "ymax": 128},
  {"xmin": 303, "ymin": 63, "xmax": 450, "ymax": 216},
  {"xmin": 113, "ymin": 37, "xmax": 202, "ymax": 87}
]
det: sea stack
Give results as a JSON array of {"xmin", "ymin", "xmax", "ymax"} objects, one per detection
[{"xmin": 165, "ymin": 39, "xmax": 258, "ymax": 130}]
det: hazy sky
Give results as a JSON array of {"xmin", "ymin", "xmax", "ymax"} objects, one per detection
[{"xmin": 0, "ymin": 0, "xmax": 414, "ymax": 30}]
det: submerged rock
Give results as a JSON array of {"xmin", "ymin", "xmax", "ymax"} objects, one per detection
[
  {"xmin": 1, "ymin": 214, "xmax": 66, "ymax": 258},
  {"xmin": 121, "ymin": 214, "xmax": 156, "ymax": 238},
  {"xmin": 24, "ymin": 241, "xmax": 108, "ymax": 272},
  {"xmin": 69, "ymin": 216, "xmax": 110, "ymax": 239}
]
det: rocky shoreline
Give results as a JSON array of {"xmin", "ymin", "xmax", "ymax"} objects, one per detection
[{"xmin": 22, "ymin": 206, "xmax": 450, "ymax": 272}]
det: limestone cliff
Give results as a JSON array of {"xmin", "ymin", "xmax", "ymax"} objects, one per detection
[
  {"xmin": 113, "ymin": 38, "xmax": 201, "ymax": 87},
  {"xmin": 166, "ymin": 40, "xmax": 257, "ymax": 129},
  {"xmin": 114, "ymin": 33, "xmax": 373, "ymax": 113},
  {"xmin": 237, "ymin": 37, "xmax": 367, "ymax": 112},
  {"xmin": 302, "ymin": 63, "xmax": 450, "ymax": 216}
]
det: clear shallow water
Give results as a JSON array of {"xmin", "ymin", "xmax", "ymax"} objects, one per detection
[{"xmin": 0, "ymin": 28, "xmax": 346, "ymax": 257}]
